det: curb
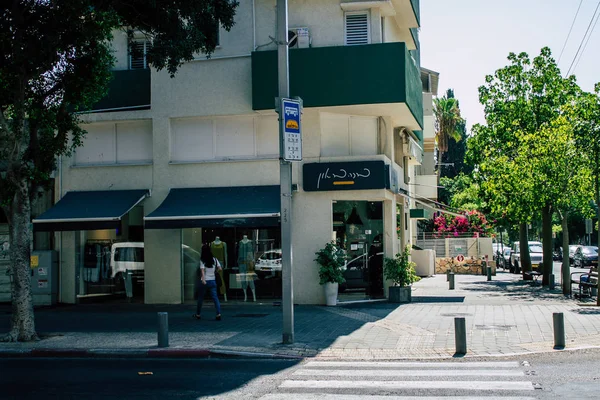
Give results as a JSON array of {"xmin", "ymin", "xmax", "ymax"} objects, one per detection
[{"xmin": 0, "ymin": 347, "xmax": 302, "ymax": 360}]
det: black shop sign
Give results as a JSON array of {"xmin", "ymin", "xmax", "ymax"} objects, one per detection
[{"xmin": 303, "ymin": 161, "xmax": 388, "ymax": 192}]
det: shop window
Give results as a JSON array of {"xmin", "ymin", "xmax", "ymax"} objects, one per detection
[
  {"xmin": 74, "ymin": 120, "xmax": 152, "ymax": 166},
  {"xmin": 182, "ymin": 227, "xmax": 281, "ymax": 302},
  {"xmin": 170, "ymin": 115, "xmax": 278, "ymax": 162},
  {"xmin": 320, "ymin": 113, "xmax": 378, "ymax": 157}
]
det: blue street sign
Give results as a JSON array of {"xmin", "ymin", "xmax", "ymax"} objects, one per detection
[{"xmin": 281, "ymin": 98, "xmax": 302, "ymax": 161}]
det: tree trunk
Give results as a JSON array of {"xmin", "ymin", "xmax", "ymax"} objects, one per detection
[
  {"xmin": 561, "ymin": 211, "xmax": 570, "ymax": 296},
  {"xmin": 2, "ymin": 179, "xmax": 37, "ymax": 342},
  {"xmin": 541, "ymin": 204, "xmax": 553, "ymax": 286},
  {"xmin": 519, "ymin": 223, "xmax": 532, "ymax": 277}
]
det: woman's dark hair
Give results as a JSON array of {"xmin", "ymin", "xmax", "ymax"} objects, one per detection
[{"xmin": 200, "ymin": 244, "xmax": 214, "ymax": 268}]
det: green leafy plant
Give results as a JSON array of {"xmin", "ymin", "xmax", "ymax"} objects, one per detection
[
  {"xmin": 383, "ymin": 244, "xmax": 420, "ymax": 287},
  {"xmin": 315, "ymin": 242, "xmax": 346, "ymax": 285}
]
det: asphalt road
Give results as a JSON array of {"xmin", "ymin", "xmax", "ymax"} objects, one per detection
[
  {"xmin": 0, "ymin": 358, "xmax": 298, "ymax": 400},
  {"xmin": 2, "ymin": 349, "xmax": 599, "ymax": 399}
]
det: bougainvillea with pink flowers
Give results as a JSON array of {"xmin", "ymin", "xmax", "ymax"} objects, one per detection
[{"xmin": 433, "ymin": 210, "xmax": 493, "ymax": 237}]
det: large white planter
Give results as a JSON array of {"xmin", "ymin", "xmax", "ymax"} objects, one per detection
[{"xmin": 324, "ymin": 282, "xmax": 339, "ymax": 306}]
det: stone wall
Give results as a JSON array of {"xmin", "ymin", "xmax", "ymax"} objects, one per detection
[{"xmin": 435, "ymin": 257, "xmax": 496, "ymax": 275}]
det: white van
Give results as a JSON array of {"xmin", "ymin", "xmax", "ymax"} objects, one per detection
[{"xmin": 110, "ymin": 242, "xmax": 145, "ymax": 279}]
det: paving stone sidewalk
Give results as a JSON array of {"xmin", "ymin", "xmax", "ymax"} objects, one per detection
[{"xmin": 1, "ymin": 271, "xmax": 599, "ymax": 359}]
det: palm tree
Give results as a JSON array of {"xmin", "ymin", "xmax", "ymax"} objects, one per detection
[{"xmin": 433, "ymin": 89, "xmax": 464, "ymax": 157}]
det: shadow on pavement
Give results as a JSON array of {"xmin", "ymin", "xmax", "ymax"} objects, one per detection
[{"xmin": 458, "ymin": 278, "xmax": 573, "ymax": 302}]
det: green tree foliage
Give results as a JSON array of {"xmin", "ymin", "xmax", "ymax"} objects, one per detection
[
  {"xmin": 0, "ymin": 0, "xmax": 239, "ymax": 341},
  {"xmin": 439, "ymin": 174, "xmax": 484, "ymax": 211},
  {"xmin": 467, "ymin": 47, "xmax": 581, "ymax": 284}
]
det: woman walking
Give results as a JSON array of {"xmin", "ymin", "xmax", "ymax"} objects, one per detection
[{"xmin": 193, "ymin": 244, "xmax": 222, "ymax": 320}]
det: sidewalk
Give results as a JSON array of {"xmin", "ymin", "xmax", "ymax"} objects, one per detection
[{"xmin": 1, "ymin": 271, "xmax": 599, "ymax": 359}]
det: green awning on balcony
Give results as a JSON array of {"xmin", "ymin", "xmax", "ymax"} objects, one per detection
[
  {"xmin": 33, "ymin": 190, "xmax": 149, "ymax": 231},
  {"xmin": 145, "ymin": 186, "xmax": 281, "ymax": 229}
]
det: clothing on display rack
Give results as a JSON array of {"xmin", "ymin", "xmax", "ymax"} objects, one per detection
[
  {"xmin": 83, "ymin": 241, "xmax": 112, "ymax": 283},
  {"xmin": 210, "ymin": 237, "xmax": 228, "ymax": 300}
]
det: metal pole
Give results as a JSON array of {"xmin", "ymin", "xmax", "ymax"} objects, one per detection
[
  {"xmin": 454, "ymin": 317, "xmax": 467, "ymax": 355},
  {"xmin": 449, "ymin": 272, "xmax": 455, "ymax": 290},
  {"xmin": 549, "ymin": 274, "xmax": 555, "ymax": 290},
  {"xmin": 157, "ymin": 312, "xmax": 169, "ymax": 348},
  {"xmin": 277, "ymin": 0, "xmax": 294, "ymax": 344},
  {"xmin": 553, "ymin": 312, "xmax": 565, "ymax": 349}
]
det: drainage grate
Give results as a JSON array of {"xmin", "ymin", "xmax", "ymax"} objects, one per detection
[
  {"xmin": 474, "ymin": 324, "xmax": 515, "ymax": 331},
  {"xmin": 233, "ymin": 313, "xmax": 269, "ymax": 318}
]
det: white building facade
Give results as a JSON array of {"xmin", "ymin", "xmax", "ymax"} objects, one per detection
[{"xmin": 34, "ymin": 0, "xmax": 424, "ymax": 305}]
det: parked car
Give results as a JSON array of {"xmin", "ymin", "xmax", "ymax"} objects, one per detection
[
  {"xmin": 498, "ymin": 247, "xmax": 512, "ymax": 270},
  {"xmin": 255, "ymin": 249, "xmax": 282, "ymax": 279},
  {"xmin": 510, "ymin": 241, "xmax": 543, "ymax": 273},
  {"xmin": 492, "ymin": 243, "xmax": 509, "ymax": 264},
  {"xmin": 573, "ymin": 245, "xmax": 598, "ymax": 268},
  {"xmin": 568, "ymin": 245, "xmax": 580, "ymax": 264}
]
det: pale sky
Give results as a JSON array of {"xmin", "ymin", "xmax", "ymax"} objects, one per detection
[{"xmin": 420, "ymin": 0, "xmax": 600, "ymax": 131}]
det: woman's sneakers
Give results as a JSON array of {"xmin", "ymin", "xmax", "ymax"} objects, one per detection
[{"xmin": 216, "ymin": 314, "xmax": 222, "ymax": 321}]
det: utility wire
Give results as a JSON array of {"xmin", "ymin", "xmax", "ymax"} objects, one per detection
[
  {"xmin": 557, "ymin": 0, "xmax": 584, "ymax": 65},
  {"xmin": 565, "ymin": 0, "xmax": 600, "ymax": 77},
  {"xmin": 572, "ymin": 8, "xmax": 600, "ymax": 73}
]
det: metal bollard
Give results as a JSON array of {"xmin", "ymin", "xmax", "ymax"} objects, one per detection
[
  {"xmin": 158, "ymin": 312, "xmax": 169, "ymax": 348},
  {"xmin": 454, "ymin": 317, "xmax": 467, "ymax": 355},
  {"xmin": 449, "ymin": 272, "xmax": 455, "ymax": 290},
  {"xmin": 553, "ymin": 312, "xmax": 565, "ymax": 349},
  {"xmin": 549, "ymin": 274, "xmax": 555, "ymax": 290},
  {"xmin": 124, "ymin": 271, "xmax": 133, "ymax": 301},
  {"xmin": 446, "ymin": 268, "xmax": 451, "ymax": 282},
  {"xmin": 487, "ymin": 265, "xmax": 492, "ymax": 281}
]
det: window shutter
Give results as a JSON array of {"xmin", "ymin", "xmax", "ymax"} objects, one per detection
[
  {"xmin": 345, "ymin": 12, "xmax": 369, "ymax": 45},
  {"xmin": 130, "ymin": 40, "xmax": 150, "ymax": 69}
]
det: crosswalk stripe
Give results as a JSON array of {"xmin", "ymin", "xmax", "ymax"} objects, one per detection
[
  {"xmin": 279, "ymin": 380, "xmax": 534, "ymax": 391},
  {"xmin": 304, "ymin": 361, "xmax": 520, "ymax": 369},
  {"xmin": 260, "ymin": 395, "xmax": 535, "ymax": 400},
  {"xmin": 292, "ymin": 369, "xmax": 524, "ymax": 377}
]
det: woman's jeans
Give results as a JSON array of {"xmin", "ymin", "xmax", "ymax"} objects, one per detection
[{"xmin": 196, "ymin": 280, "xmax": 221, "ymax": 315}]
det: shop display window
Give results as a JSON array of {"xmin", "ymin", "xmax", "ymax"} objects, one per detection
[{"xmin": 182, "ymin": 227, "xmax": 281, "ymax": 301}]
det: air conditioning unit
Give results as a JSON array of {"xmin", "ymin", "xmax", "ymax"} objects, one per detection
[{"xmin": 288, "ymin": 27, "xmax": 310, "ymax": 49}]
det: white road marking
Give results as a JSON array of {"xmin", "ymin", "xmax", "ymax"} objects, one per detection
[
  {"xmin": 292, "ymin": 369, "xmax": 524, "ymax": 377},
  {"xmin": 304, "ymin": 361, "xmax": 520, "ymax": 369},
  {"xmin": 279, "ymin": 380, "xmax": 534, "ymax": 391}
]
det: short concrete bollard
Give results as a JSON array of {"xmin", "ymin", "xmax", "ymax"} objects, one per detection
[
  {"xmin": 553, "ymin": 312, "xmax": 565, "ymax": 349},
  {"xmin": 449, "ymin": 272, "xmax": 455, "ymax": 290},
  {"xmin": 158, "ymin": 312, "xmax": 169, "ymax": 348},
  {"xmin": 486, "ymin": 265, "xmax": 492, "ymax": 281},
  {"xmin": 549, "ymin": 274, "xmax": 555, "ymax": 290},
  {"xmin": 124, "ymin": 270, "xmax": 133, "ymax": 302},
  {"xmin": 454, "ymin": 317, "xmax": 467, "ymax": 355}
]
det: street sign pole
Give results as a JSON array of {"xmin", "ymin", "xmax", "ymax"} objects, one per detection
[{"xmin": 277, "ymin": 0, "xmax": 294, "ymax": 344}]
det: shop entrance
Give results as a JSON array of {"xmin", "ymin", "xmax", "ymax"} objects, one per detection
[
  {"xmin": 182, "ymin": 226, "xmax": 282, "ymax": 303},
  {"xmin": 333, "ymin": 201, "xmax": 384, "ymax": 301}
]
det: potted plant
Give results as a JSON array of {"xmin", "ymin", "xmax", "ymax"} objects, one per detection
[
  {"xmin": 315, "ymin": 241, "xmax": 346, "ymax": 306},
  {"xmin": 384, "ymin": 244, "xmax": 420, "ymax": 303}
]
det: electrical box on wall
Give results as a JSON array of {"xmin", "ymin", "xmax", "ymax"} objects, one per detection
[{"xmin": 289, "ymin": 27, "xmax": 310, "ymax": 48}]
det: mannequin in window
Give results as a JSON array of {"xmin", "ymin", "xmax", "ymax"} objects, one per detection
[
  {"xmin": 210, "ymin": 236, "xmax": 228, "ymax": 302},
  {"xmin": 237, "ymin": 235, "xmax": 256, "ymax": 302}
]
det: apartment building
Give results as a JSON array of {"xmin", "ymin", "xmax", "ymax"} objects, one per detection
[{"xmin": 33, "ymin": 0, "xmax": 424, "ymax": 305}]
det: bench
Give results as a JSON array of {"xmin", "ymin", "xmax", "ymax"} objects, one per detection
[{"xmin": 571, "ymin": 267, "xmax": 598, "ymax": 298}]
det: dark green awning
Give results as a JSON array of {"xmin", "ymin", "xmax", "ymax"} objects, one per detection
[
  {"xmin": 33, "ymin": 190, "xmax": 149, "ymax": 232},
  {"xmin": 145, "ymin": 186, "xmax": 280, "ymax": 229}
]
